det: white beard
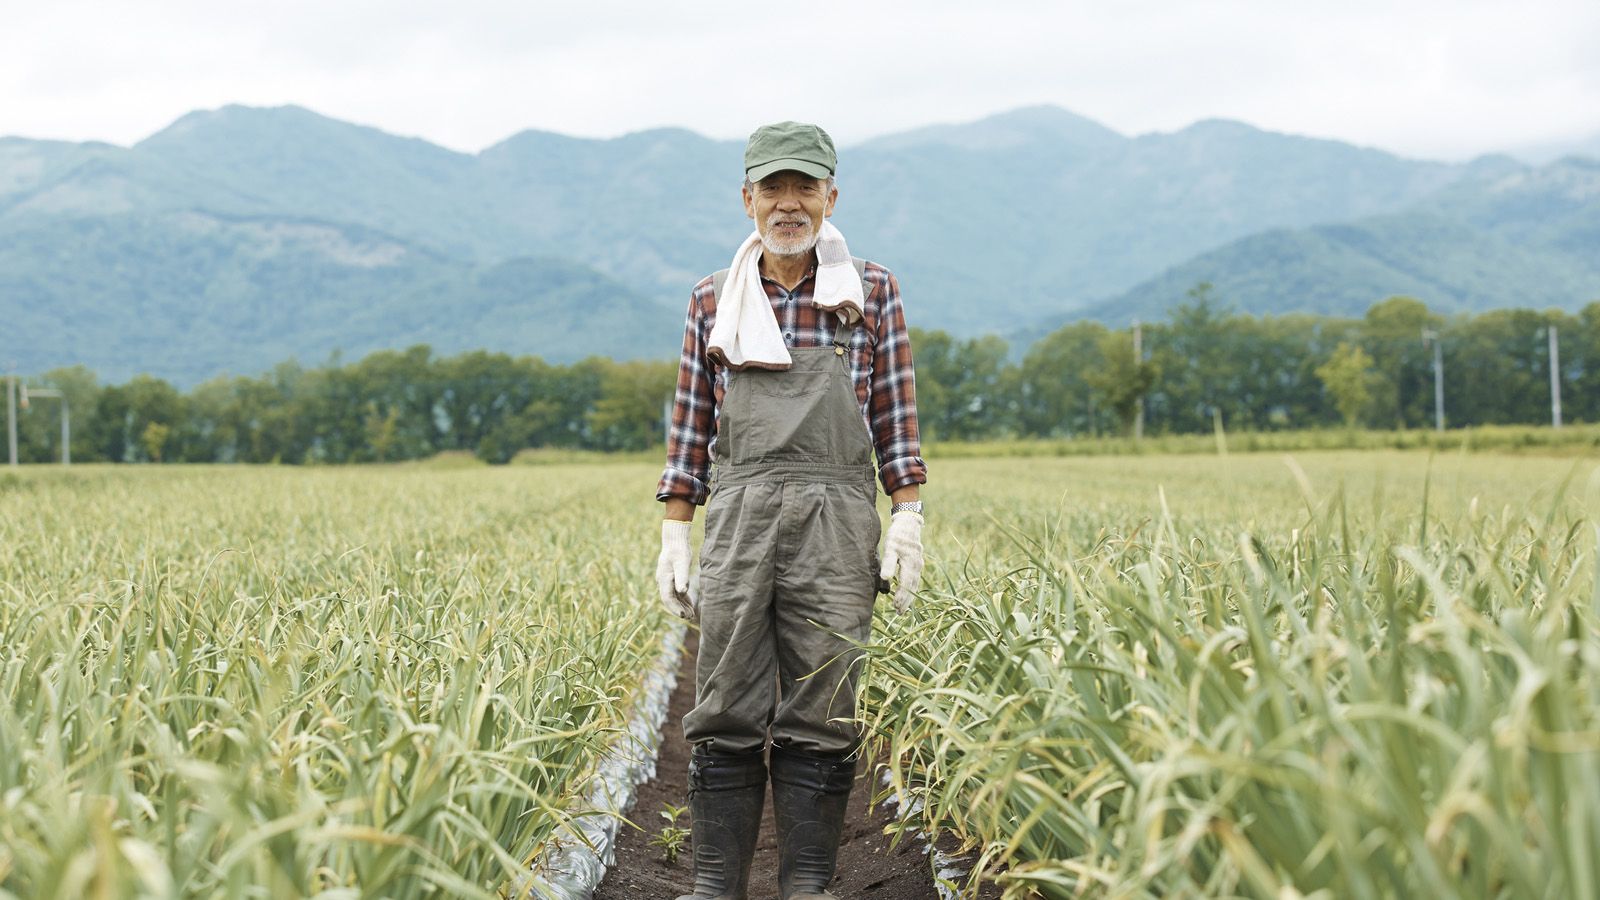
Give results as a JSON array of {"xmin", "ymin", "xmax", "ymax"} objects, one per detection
[{"xmin": 759, "ymin": 213, "xmax": 819, "ymax": 257}]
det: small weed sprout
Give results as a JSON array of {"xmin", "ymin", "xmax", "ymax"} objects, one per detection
[{"xmin": 650, "ymin": 803, "xmax": 691, "ymax": 865}]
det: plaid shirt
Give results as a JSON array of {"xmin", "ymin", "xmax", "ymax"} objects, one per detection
[{"xmin": 656, "ymin": 259, "xmax": 927, "ymax": 505}]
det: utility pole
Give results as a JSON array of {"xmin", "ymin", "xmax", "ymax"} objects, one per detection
[
  {"xmin": 1132, "ymin": 319, "xmax": 1144, "ymax": 443},
  {"xmin": 1548, "ymin": 325, "xmax": 1563, "ymax": 429},
  {"xmin": 1421, "ymin": 329, "xmax": 1444, "ymax": 431},
  {"xmin": 6, "ymin": 363, "xmax": 16, "ymax": 467},
  {"xmin": 22, "ymin": 386, "xmax": 69, "ymax": 464}
]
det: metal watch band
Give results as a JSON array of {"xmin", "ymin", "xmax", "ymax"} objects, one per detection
[{"xmin": 890, "ymin": 501, "xmax": 923, "ymax": 516}]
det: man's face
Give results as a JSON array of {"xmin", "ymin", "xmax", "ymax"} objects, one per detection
[{"xmin": 743, "ymin": 170, "xmax": 837, "ymax": 258}]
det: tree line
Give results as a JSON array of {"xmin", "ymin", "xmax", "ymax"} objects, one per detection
[
  {"xmin": 9, "ymin": 349, "xmax": 675, "ymax": 464},
  {"xmin": 8, "ymin": 289, "xmax": 1599, "ymax": 464},
  {"xmin": 918, "ymin": 289, "xmax": 1600, "ymax": 440}
]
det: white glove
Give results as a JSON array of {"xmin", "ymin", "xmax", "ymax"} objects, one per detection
[
  {"xmin": 656, "ymin": 520, "xmax": 695, "ymax": 620},
  {"xmin": 879, "ymin": 511, "xmax": 924, "ymax": 614}
]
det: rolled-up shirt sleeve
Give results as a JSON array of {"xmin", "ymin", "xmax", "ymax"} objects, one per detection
[
  {"xmin": 867, "ymin": 269, "xmax": 928, "ymax": 494},
  {"xmin": 656, "ymin": 280, "xmax": 717, "ymax": 504}
]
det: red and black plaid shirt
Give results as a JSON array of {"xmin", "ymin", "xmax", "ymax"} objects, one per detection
[{"xmin": 656, "ymin": 259, "xmax": 927, "ymax": 504}]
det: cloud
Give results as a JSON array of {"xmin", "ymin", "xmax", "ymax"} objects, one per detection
[{"xmin": 2, "ymin": 0, "xmax": 1596, "ymax": 160}]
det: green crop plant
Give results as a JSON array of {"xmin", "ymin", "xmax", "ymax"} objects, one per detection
[
  {"xmin": 0, "ymin": 463, "xmax": 671, "ymax": 899},
  {"xmin": 863, "ymin": 453, "xmax": 1600, "ymax": 899},
  {"xmin": 4, "ymin": 451, "xmax": 1597, "ymax": 899}
]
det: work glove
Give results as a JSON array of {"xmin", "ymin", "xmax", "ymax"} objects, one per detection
[
  {"xmin": 656, "ymin": 520, "xmax": 695, "ymax": 620},
  {"xmin": 879, "ymin": 511, "xmax": 924, "ymax": 614}
]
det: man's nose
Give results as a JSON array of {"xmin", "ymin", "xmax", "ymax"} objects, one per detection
[{"xmin": 775, "ymin": 192, "xmax": 801, "ymax": 210}]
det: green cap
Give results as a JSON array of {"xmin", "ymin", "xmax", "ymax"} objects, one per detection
[{"xmin": 744, "ymin": 121, "xmax": 836, "ymax": 183}]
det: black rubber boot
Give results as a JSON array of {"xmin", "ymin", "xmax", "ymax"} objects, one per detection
[
  {"xmin": 675, "ymin": 747, "xmax": 766, "ymax": 900},
  {"xmin": 770, "ymin": 745, "xmax": 857, "ymax": 900}
]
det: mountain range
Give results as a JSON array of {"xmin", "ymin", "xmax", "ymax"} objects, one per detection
[
  {"xmin": 1067, "ymin": 154, "xmax": 1600, "ymax": 334},
  {"xmin": 1, "ymin": 104, "xmax": 1596, "ymax": 385}
]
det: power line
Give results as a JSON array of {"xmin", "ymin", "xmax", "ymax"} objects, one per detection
[{"xmin": 6, "ymin": 364, "xmax": 15, "ymax": 467}]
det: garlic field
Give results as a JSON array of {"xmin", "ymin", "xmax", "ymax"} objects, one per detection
[
  {"xmin": 0, "ymin": 465, "xmax": 668, "ymax": 898},
  {"xmin": 871, "ymin": 453, "xmax": 1600, "ymax": 899},
  {"xmin": 1, "ymin": 452, "xmax": 1596, "ymax": 899}
]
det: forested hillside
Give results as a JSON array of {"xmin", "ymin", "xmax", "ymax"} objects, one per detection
[
  {"xmin": 1084, "ymin": 157, "xmax": 1600, "ymax": 325},
  {"xmin": 4, "ymin": 104, "xmax": 1595, "ymax": 386}
]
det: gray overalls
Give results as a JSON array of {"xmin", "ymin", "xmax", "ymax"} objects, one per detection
[
  {"xmin": 676, "ymin": 269, "xmax": 884, "ymax": 900},
  {"xmin": 684, "ymin": 311, "xmax": 879, "ymax": 756}
]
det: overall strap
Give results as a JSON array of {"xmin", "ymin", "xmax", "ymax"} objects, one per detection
[{"xmin": 830, "ymin": 312, "xmax": 855, "ymax": 352}]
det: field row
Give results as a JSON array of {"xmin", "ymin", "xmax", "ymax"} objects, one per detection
[
  {"xmin": 0, "ymin": 465, "xmax": 673, "ymax": 898},
  {"xmin": 867, "ymin": 454, "xmax": 1600, "ymax": 899},
  {"xmin": 2, "ymin": 452, "xmax": 1597, "ymax": 898}
]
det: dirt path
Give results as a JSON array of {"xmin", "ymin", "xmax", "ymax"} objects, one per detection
[{"xmin": 593, "ymin": 630, "xmax": 984, "ymax": 900}]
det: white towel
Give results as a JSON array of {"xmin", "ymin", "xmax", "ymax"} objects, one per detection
[{"xmin": 707, "ymin": 221, "xmax": 865, "ymax": 371}]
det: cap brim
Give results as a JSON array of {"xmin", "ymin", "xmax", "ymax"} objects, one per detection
[{"xmin": 746, "ymin": 158, "xmax": 833, "ymax": 182}]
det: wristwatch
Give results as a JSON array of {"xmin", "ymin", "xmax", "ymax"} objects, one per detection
[{"xmin": 890, "ymin": 500, "xmax": 924, "ymax": 516}]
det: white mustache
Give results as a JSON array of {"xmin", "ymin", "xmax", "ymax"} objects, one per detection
[{"xmin": 767, "ymin": 213, "xmax": 812, "ymax": 228}]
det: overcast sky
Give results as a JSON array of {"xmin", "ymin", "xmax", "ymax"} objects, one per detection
[{"xmin": 4, "ymin": 0, "xmax": 1597, "ymax": 161}]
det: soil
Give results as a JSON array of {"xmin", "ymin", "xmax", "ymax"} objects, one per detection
[{"xmin": 593, "ymin": 630, "xmax": 1003, "ymax": 900}]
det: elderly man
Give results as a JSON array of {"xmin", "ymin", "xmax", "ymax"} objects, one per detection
[{"xmin": 654, "ymin": 121, "xmax": 927, "ymax": 900}]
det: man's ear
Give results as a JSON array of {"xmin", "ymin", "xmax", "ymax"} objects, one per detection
[
  {"xmin": 743, "ymin": 184, "xmax": 756, "ymax": 220},
  {"xmin": 824, "ymin": 184, "xmax": 838, "ymax": 218}
]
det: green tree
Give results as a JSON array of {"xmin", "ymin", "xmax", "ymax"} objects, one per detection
[
  {"xmin": 1086, "ymin": 330, "xmax": 1159, "ymax": 435},
  {"xmin": 1147, "ymin": 282, "xmax": 1237, "ymax": 433},
  {"xmin": 12, "ymin": 366, "xmax": 101, "ymax": 463},
  {"xmin": 910, "ymin": 328, "xmax": 1010, "ymax": 440},
  {"xmin": 1361, "ymin": 296, "xmax": 1438, "ymax": 428},
  {"xmin": 1314, "ymin": 342, "xmax": 1376, "ymax": 427},
  {"xmin": 364, "ymin": 403, "xmax": 400, "ymax": 461},
  {"xmin": 141, "ymin": 421, "xmax": 171, "ymax": 463},
  {"xmin": 1270, "ymin": 314, "xmax": 1365, "ymax": 429},
  {"xmin": 1572, "ymin": 302, "xmax": 1600, "ymax": 424},
  {"xmin": 435, "ymin": 351, "xmax": 529, "ymax": 453},
  {"xmin": 88, "ymin": 375, "xmax": 183, "ymax": 462},
  {"xmin": 585, "ymin": 359, "xmax": 677, "ymax": 452},
  {"xmin": 350, "ymin": 345, "xmax": 443, "ymax": 461},
  {"xmin": 1445, "ymin": 309, "xmax": 1566, "ymax": 426},
  {"xmin": 189, "ymin": 372, "xmax": 309, "ymax": 463},
  {"xmin": 1017, "ymin": 321, "xmax": 1110, "ymax": 437}
]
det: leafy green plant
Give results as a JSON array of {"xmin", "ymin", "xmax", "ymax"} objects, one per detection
[{"xmin": 650, "ymin": 803, "xmax": 691, "ymax": 865}]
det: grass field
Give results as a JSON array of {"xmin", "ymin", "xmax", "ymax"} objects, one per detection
[{"xmin": 2, "ymin": 451, "xmax": 1597, "ymax": 898}]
